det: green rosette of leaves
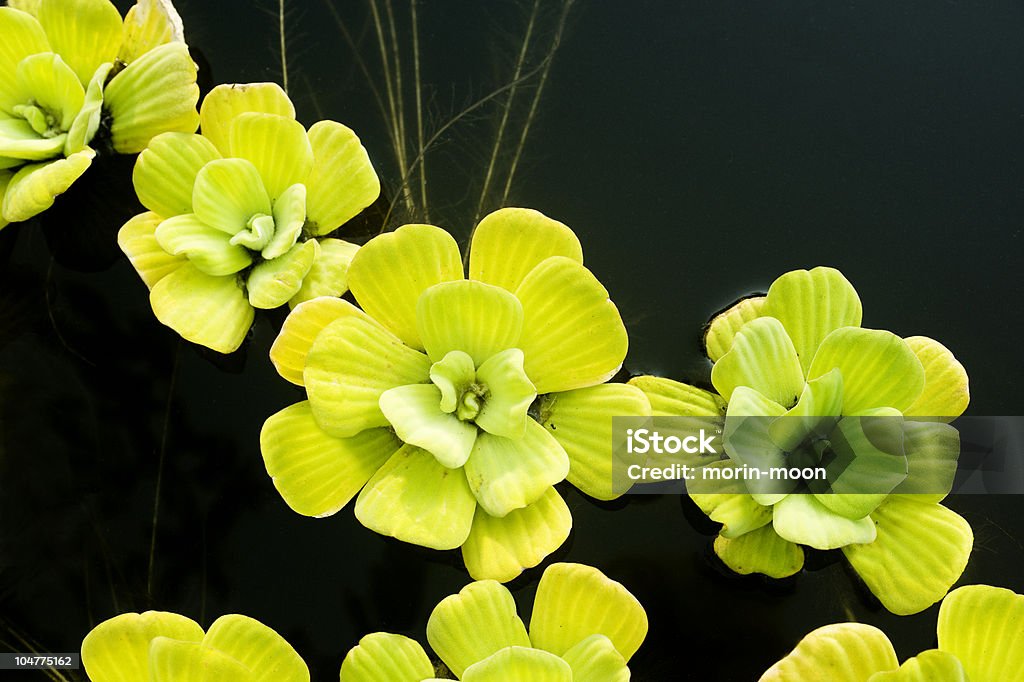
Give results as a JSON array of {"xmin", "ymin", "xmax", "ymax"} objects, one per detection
[
  {"xmin": 340, "ymin": 562, "xmax": 648, "ymax": 682},
  {"xmin": 81, "ymin": 610, "xmax": 309, "ymax": 681},
  {"xmin": 761, "ymin": 584, "xmax": 1024, "ymax": 682},
  {"xmin": 261, "ymin": 208, "xmax": 651, "ymax": 581},
  {"xmin": 118, "ymin": 82, "xmax": 380, "ymax": 353},
  {"xmin": 0, "ymin": 0, "xmax": 201, "ymax": 228},
  {"xmin": 630, "ymin": 266, "xmax": 972, "ymax": 615}
]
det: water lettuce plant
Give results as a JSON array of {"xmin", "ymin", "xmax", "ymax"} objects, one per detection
[
  {"xmin": 81, "ymin": 609, "xmax": 309, "ymax": 680},
  {"xmin": 761, "ymin": 584, "xmax": 1024, "ymax": 681},
  {"xmin": 630, "ymin": 266, "xmax": 972, "ymax": 614},
  {"xmin": 118, "ymin": 81, "xmax": 379, "ymax": 353},
  {"xmin": 261, "ymin": 208, "xmax": 651, "ymax": 581},
  {"xmin": 0, "ymin": 0, "xmax": 200, "ymax": 228},
  {"xmin": 340, "ymin": 562, "xmax": 648, "ymax": 681}
]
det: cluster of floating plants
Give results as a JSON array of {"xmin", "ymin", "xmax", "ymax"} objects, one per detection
[
  {"xmin": 631, "ymin": 266, "xmax": 972, "ymax": 615},
  {"xmin": 81, "ymin": 610, "xmax": 309, "ymax": 680},
  {"xmin": 119, "ymin": 81, "xmax": 379, "ymax": 352},
  {"xmin": 341, "ymin": 563, "xmax": 648, "ymax": 681},
  {"xmin": 0, "ymin": 1, "xmax": 1012, "ymax": 679},
  {"xmin": 761, "ymin": 584, "xmax": 1024, "ymax": 681},
  {"xmin": 262, "ymin": 208, "xmax": 651, "ymax": 581},
  {"xmin": 0, "ymin": 0, "xmax": 199, "ymax": 228}
]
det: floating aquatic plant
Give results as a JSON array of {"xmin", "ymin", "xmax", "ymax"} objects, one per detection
[
  {"xmin": 631, "ymin": 266, "xmax": 972, "ymax": 614},
  {"xmin": 340, "ymin": 562, "xmax": 648, "ymax": 681},
  {"xmin": 262, "ymin": 208, "xmax": 650, "ymax": 581},
  {"xmin": 0, "ymin": 0, "xmax": 201, "ymax": 229},
  {"xmin": 118, "ymin": 81, "xmax": 380, "ymax": 353},
  {"xmin": 81, "ymin": 609, "xmax": 309, "ymax": 680},
  {"xmin": 761, "ymin": 584, "xmax": 1024, "ymax": 681}
]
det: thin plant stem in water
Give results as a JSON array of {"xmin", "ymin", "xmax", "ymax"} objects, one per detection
[
  {"xmin": 382, "ymin": 49, "xmax": 559, "ymax": 227},
  {"xmin": 500, "ymin": 0, "xmax": 575, "ymax": 206},
  {"xmin": 411, "ymin": 0, "xmax": 428, "ymax": 221},
  {"xmin": 321, "ymin": 0, "xmax": 388, "ymax": 123},
  {"xmin": 147, "ymin": 340, "xmax": 181, "ymax": 605},
  {"xmin": 279, "ymin": 0, "xmax": 289, "ymax": 93},
  {"xmin": 368, "ymin": 0, "xmax": 414, "ymax": 214},
  {"xmin": 473, "ymin": 0, "xmax": 540, "ymax": 228}
]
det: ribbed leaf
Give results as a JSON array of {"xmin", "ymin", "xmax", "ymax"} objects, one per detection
[
  {"xmin": 426, "ymin": 580, "xmax": 530, "ymax": 678},
  {"xmin": 0, "ymin": 7, "xmax": 50, "ymax": 112},
  {"xmin": 430, "ymin": 350, "xmax": 476, "ymax": 414},
  {"xmin": 354, "ymin": 445, "xmax": 477, "ymax": 550},
  {"xmin": 149, "ymin": 263, "xmax": 253, "ymax": 353},
  {"xmin": 36, "ymin": 0, "xmax": 122, "ymax": 85},
  {"xmin": 902, "ymin": 336, "xmax": 969, "ymax": 421},
  {"xmin": 764, "ymin": 267, "xmax": 863, "ymax": 374},
  {"xmin": 191, "ymin": 157, "xmax": 271, "ymax": 235},
  {"xmin": 118, "ymin": 0, "xmax": 183, "ymax": 64},
  {"xmin": 379, "ymin": 384, "xmax": 478, "ymax": 469},
  {"xmin": 468, "ymin": 207, "xmax": 583, "ymax": 292},
  {"xmin": 269, "ymin": 297, "xmax": 376, "ymax": 386},
  {"xmin": 843, "ymin": 497, "xmax": 973, "ymax": 615},
  {"xmin": 808, "ymin": 328, "xmax": 925, "ymax": 414},
  {"xmin": 867, "ymin": 650, "xmax": 968, "ymax": 682},
  {"xmin": 515, "ymin": 256, "xmax": 627, "ymax": 394},
  {"xmin": 541, "ymin": 383, "xmax": 651, "ymax": 500},
  {"xmin": 714, "ymin": 523, "xmax": 804, "ymax": 578},
  {"xmin": 81, "ymin": 611, "xmax": 204, "ymax": 682},
  {"xmin": 229, "ymin": 112, "xmax": 313, "ymax": 201},
  {"xmin": 768, "ymin": 368, "xmax": 843, "ymax": 453},
  {"xmin": 304, "ymin": 315, "xmax": 430, "ymax": 437},
  {"xmin": 0, "ymin": 119, "xmax": 65, "ymax": 160},
  {"xmin": 154, "ymin": 213, "xmax": 252, "ymax": 276},
  {"xmin": 461, "ymin": 487, "xmax": 571, "ymax": 583},
  {"xmin": 348, "ymin": 223, "xmax": 464, "ymax": 349},
  {"xmin": 118, "ymin": 211, "xmax": 187, "ymax": 288},
  {"xmin": 199, "ymin": 82, "xmax": 295, "ymax": 157},
  {"xmin": 464, "ymin": 420, "xmax": 569, "ymax": 517},
  {"xmin": 247, "ymin": 239, "xmax": 318, "ymax": 309},
  {"xmin": 416, "ymin": 279, "xmax": 524, "ymax": 366},
  {"xmin": 148, "ymin": 638, "xmax": 250, "ymax": 682},
  {"xmin": 712, "ymin": 316, "xmax": 805, "ymax": 408},
  {"xmin": 132, "ymin": 132, "xmax": 220, "ymax": 218},
  {"xmin": 759, "ymin": 623, "xmax": 898, "ymax": 682},
  {"xmin": 562, "ymin": 634, "xmax": 630, "ymax": 682},
  {"xmin": 693, "ymin": 488, "xmax": 773, "ymax": 539},
  {"xmin": 722, "ymin": 387, "xmax": 788, "ymax": 504},
  {"xmin": 772, "ymin": 493, "xmax": 876, "ymax": 550},
  {"xmin": 704, "ymin": 295, "xmax": 766, "ymax": 363},
  {"xmin": 339, "ymin": 632, "xmax": 434, "ymax": 682},
  {"xmin": 262, "ymin": 182, "xmax": 306, "ymax": 259},
  {"xmin": 530, "ymin": 563, "xmax": 647, "ymax": 662},
  {"xmin": 894, "ymin": 420, "xmax": 959, "ymax": 501},
  {"xmin": 813, "ymin": 412, "xmax": 906, "ymax": 520},
  {"xmin": 937, "ymin": 584, "xmax": 1024, "ymax": 682},
  {"xmin": 1, "ymin": 147, "xmax": 93, "ymax": 222},
  {"xmin": 105, "ymin": 42, "xmax": 200, "ymax": 153},
  {"xmin": 474, "ymin": 349, "xmax": 536, "ymax": 440},
  {"xmin": 462, "ymin": 647, "xmax": 571, "ymax": 682},
  {"xmin": 288, "ymin": 238, "xmax": 359, "ymax": 306},
  {"xmin": 304, "ymin": 120, "xmax": 380, "ymax": 234},
  {"xmin": 203, "ymin": 614, "xmax": 308, "ymax": 682},
  {"xmin": 261, "ymin": 401, "xmax": 400, "ymax": 517},
  {"xmin": 64, "ymin": 60, "xmax": 108, "ymax": 154},
  {"xmin": 627, "ymin": 375, "xmax": 726, "ymax": 417},
  {"xmin": 14, "ymin": 52, "xmax": 83, "ymax": 131}
]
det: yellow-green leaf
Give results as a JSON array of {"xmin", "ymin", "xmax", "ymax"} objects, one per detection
[{"xmin": 261, "ymin": 401, "xmax": 400, "ymax": 518}]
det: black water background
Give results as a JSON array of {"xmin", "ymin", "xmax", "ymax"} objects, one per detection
[{"xmin": 1, "ymin": 1, "xmax": 1023, "ymax": 679}]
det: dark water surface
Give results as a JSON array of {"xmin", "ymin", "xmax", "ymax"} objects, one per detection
[{"xmin": 2, "ymin": 1, "xmax": 1023, "ymax": 679}]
